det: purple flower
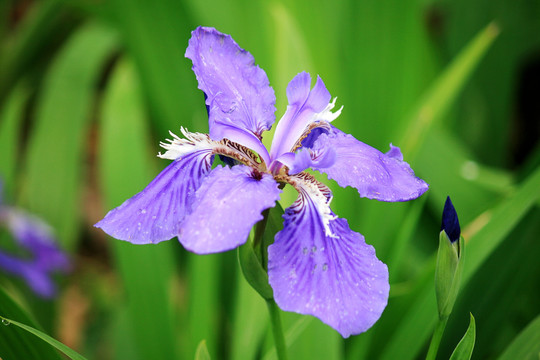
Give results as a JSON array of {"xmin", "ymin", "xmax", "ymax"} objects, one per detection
[
  {"xmin": 95, "ymin": 27, "xmax": 428, "ymax": 337},
  {"xmin": 0, "ymin": 181, "xmax": 70, "ymax": 298}
]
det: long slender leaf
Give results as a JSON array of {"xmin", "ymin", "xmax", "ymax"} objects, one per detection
[
  {"xmin": 0, "ymin": 0, "xmax": 79, "ymax": 105},
  {"xmin": 99, "ymin": 59, "xmax": 179, "ymax": 360},
  {"xmin": 22, "ymin": 22, "xmax": 117, "ymax": 251},
  {"xmin": 231, "ymin": 270, "xmax": 268, "ymax": 360},
  {"xmin": 449, "ymin": 314, "xmax": 476, "ymax": 360},
  {"xmin": 108, "ymin": 0, "xmax": 200, "ymax": 135},
  {"xmin": 380, "ymin": 164, "xmax": 540, "ymax": 360},
  {"xmin": 0, "ymin": 86, "xmax": 26, "ymax": 195},
  {"xmin": 187, "ymin": 253, "xmax": 221, "ymax": 358},
  {"xmin": 0, "ymin": 315, "xmax": 87, "ymax": 360},
  {"xmin": 398, "ymin": 21, "xmax": 500, "ymax": 160},
  {"xmin": 0, "ymin": 287, "xmax": 62, "ymax": 360},
  {"xmin": 195, "ymin": 340, "xmax": 211, "ymax": 360},
  {"xmin": 498, "ymin": 314, "xmax": 540, "ymax": 360}
]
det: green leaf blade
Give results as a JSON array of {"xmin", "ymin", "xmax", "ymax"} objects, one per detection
[
  {"xmin": 0, "ymin": 315, "xmax": 88, "ymax": 360},
  {"xmin": 449, "ymin": 314, "xmax": 476, "ymax": 360},
  {"xmin": 498, "ymin": 314, "xmax": 540, "ymax": 360}
]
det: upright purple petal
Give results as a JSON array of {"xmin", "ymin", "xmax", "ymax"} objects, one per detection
[
  {"xmin": 270, "ymin": 72, "xmax": 342, "ymax": 161},
  {"xmin": 268, "ymin": 173, "xmax": 389, "ymax": 337},
  {"xmin": 277, "ymin": 148, "xmax": 336, "ymax": 175},
  {"xmin": 178, "ymin": 165, "xmax": 281, "ymax": 254},
  {"xmin": 311, "ymin": 129, "xmax": 428, "ymax": 201},
  {"xmin": 95, "ymin": 150, "xmax": 213, "ymax": 244},
  {"xmin": 185, "ymin": 27, "xmax": 276, "ymax": 141}
]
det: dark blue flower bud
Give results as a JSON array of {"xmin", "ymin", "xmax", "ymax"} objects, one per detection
[{"xmin": 441, "ymin": 196, "xmax": 460, "ymax": 243}]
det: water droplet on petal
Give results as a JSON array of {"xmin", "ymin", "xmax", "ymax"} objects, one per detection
[
  {"xmin": 311, "ymin": 246, "xmax": 317, "ymax": 253},
  {"xmin": 2, "ymin": 319, "xmax": 10, "ymax": 326},
  {"xmin": 322, "ymin": 263, "xmax": 328, "ymax": 271},
  {"xmin": 302, "ymin": 247, "xmax": 308, "ymax": 255}
]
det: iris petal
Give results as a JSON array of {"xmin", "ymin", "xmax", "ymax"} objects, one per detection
[
  {"xmin": 270, "ymin": 72, "xmax": 341, "ymax": 160},
  {"xmin": 287, "ymin": 147, "xmax": 337, "ymax": 175},
  {"xmin": 0, "ymin": 252, "xmax": 56, "ymax": 297},
  {"xmin": 311, "ymin": 129, "xmax": 429, "ymax": 201},
  {"xmin": 95, "ymin": 150, "xmax": 213, "ymax": 244},
  {"xmin": 185, "ymin": 27, "xmax": 276, "ymax": 141},
  {"xmin": 268, "ymin": 173, "xmax": 389, "ymax": 337},
  {"xmin": 5, "ymin": 209, "xmax": 70, "ymax": 272},
  {"xmin": 0, "ymin": 208, "xmax": 69, "ymax": 298},
  {"xmin": 178, "ymin": 165, "xmax": 281, "ymax": 254}
]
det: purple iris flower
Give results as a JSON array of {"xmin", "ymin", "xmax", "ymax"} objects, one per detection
[
  {"xmin": 0, "ymin": 181, "xmax": 70, "ymax": 298},
  {"xmin": 95, "ymin": 27, "xmax": 428, "ymax": 337}
]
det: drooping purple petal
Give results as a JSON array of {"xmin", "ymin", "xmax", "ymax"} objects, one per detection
[
  {"xmin": 270, "ymin": 72, "xmax": 341, "ymax": 160},
  {"xmin": 5, "ymin": 209, "xmax": 70, "ymax": 272},
  {"xmin": 95, "ymin": 150, "xmax": 213, "ymax": 244},
  {"xmin": 178, "ymin": 165, "xmax": 281, "ymax": 254},
  {"xmin": 0, "ymin": 208, "xmax": 69, "ymax": 298},
  {"xmin": 268, "ymin": 173, "xmax": 389, "ymax": 338},
  {"xmin": 0, "ymin": 251, "xmax": 57, "ymax": 298},
  {"xmin": 311, "ymin": 129, "xmax": 428, "ymax": 201},
  {"xmin": 185, "ymin": 26, "xmax": 276, "ymax": 141}
]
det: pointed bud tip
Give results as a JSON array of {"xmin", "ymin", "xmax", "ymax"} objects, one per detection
[{"xmin": 441, "ymin": 196, "xmax": 460, "ymax": 242}]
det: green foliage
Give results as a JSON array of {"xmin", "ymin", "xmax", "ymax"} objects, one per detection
[
  {"xmin": 195, "ymin": 340, "xmax": 211, "ymax": 360},
  {"xmin": 449, "ymin": 314, "xmax": 476, "ymax": 360},
  {"xmin": 498, "ymin": 314, "xmax": 540, "ymax": 360},
  {"xmin": 0, "ymin": 314, "xmax": 87, "ymax": 360},
  {"xmin": 1, "ymin": 0, "xmax": 539, "ymax": 359},
  {"xmin": 0, "ymin": 288, "xmax": 63, "ymax": 360},
  {"xmin": 99, "ymin": 59, "xmax": 179, "ymax": 360}
]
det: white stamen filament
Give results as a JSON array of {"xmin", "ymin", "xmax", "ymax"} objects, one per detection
[{"xmin": 158, "ymin": 127, "xmax": 215, "ymax": 160}]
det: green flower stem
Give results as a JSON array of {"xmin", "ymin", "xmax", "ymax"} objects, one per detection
[
  {"xmin": 426, "ymin": 317, "xmax": 449, "ymax": 360},
  {"xmin": 252, "ymin": 208, "xmax": 287, "ymax": 360},
  {"xmin": 266, "ymin": 298, "xmax": 288, "ymax": 360}
]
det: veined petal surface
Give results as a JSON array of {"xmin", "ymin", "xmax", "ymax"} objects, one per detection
[
  {"xmin": 312, "ymin": 129, "xmax": 428, "ymax": 201},
  {"xmin": 268, "ymin": 173, "xmax": 389, "ymax": 337},
  {"xmin": 270, "ymin": 72, "xmax": 341, "ymax": 160},
  {"xmin": 185, "ymin": 26, "xmax": 276, "ymax": 141},
  {"xmin": 178, "ymin": 165, "xmax": 281, "ymax": 254},
  {"xmin": 95, "ymin": 150, "xmax": 213, "ymax": 244}
]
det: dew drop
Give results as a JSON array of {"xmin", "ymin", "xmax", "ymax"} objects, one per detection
[
  {"xmin": 140, "ymin": 209, "xmax": 147, "ymax": 214},
  {"xmin": 2, "ymin": 319, "xmax": 10, "ymax": 326},
  {"xmin": 322, "ymin": 263, "xmax": 328, "ymax": 271},
  {"xmin": 302, "ymin": 247, "xmax": 308, "ymax": 255},
  {"xmin": 311, "ymin": 246, "xmax": 317, "ymax": 253}
]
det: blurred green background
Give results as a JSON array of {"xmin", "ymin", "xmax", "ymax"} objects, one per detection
[{"xmin": 1, "ymin": 0, "xmax": 540, "ymax": 359}]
